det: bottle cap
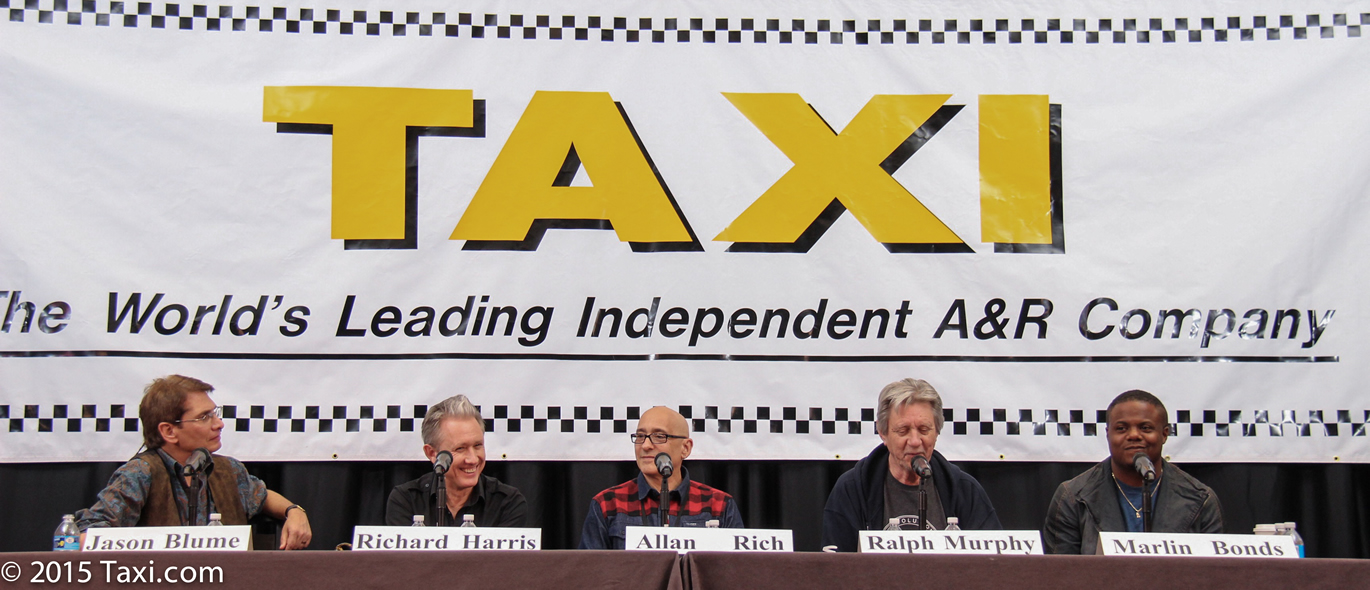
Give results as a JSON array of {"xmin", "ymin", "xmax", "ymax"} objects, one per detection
[
  {"xmin": 1254, "ymin": 524, "xmax": 1277, "ymax": 534},
  {"xmin": 947, "ymin": 517, "xmax": 959, "ymax": 524},
  {"xmin": 413, "ymin": 515, "xmax": 424, "ymax": 522},
  {"xmin": 463, "ymin": 514, "xmax": 475, "ymax": 521}
]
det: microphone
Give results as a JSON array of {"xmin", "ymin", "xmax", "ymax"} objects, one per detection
[
  {"xmin": 654, "ymin": 452, "xmax": 674, "ymax": 478},
  {"xmin": 1132, "ymin": 452, "xmax": 1157, "ymax": 482},
  {"xmin": 182, "ymin": 448, "xmax": 214, "ymax": 477},
  {"xmin": 654, "ymin": 452, "xmax": 674, "ymax": 528},
  {"xmin": 911, "ymin": 455, "xmax": 932, "ymax": 479},
  {"xmin": 433, "ymin": 450, "xmax": 453, "ymax": 475}
]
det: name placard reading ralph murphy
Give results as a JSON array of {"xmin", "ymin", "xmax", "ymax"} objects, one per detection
[
  {"xmin": 858, "ymin": 530, "xmax": 1044, "ymax": 555},
  {"xmin": 1099, "ymin": 532, "xmax": 1297, "ymax": 558},
  {"xmin": 350, "ymin": 526, "xmax": 540, "ymax": 551},
  {"xmin": 81, "ymin": 526, "xmax": 252, "ymax": 552},
  {"xmin": 625, "ymin": 526, "xmax": 793, "ymax": 553}
]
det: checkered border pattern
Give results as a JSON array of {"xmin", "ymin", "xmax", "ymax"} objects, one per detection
[
  {"xmin": 2, "ymin": 2, "xmax": 1366, "ymax": 45},
  {"xmin": 4, "ymin": 404, "xmax": 1368, "ymax": 437}
]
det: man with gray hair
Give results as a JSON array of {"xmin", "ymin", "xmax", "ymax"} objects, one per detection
[
  {"xmin": 385, "ymin": 395, "xmax": 527, "ymax": 526},
  {"xmin": 821, "ymin": 378, "xmax": 1001, "ymax": 552}
]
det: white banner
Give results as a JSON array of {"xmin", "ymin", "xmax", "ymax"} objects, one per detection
[{"xmin": 1, "ymin": 0, "xmax": 1366, "ymax": 463}]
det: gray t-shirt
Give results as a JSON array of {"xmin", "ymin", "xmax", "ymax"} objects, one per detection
[{"xmin": 883, "ymin": 471, "xmax": 946, "ymax": 530}]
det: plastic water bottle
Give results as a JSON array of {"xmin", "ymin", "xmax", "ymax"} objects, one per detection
[
  {"xmin": 706, "ymin": 519, "xmax": 720, "ymax": 528},
  {"xmin": 53, "ymin": 514, "xmax": 80, "ymax": 551},
  {"xmin": 459, "ymin": 514, "xmax": 477, "ymax": 528},
  {"xmin": 1283, "ymin": 522, "xmax": 1305, "ymax": 558},
  {"xmin": 944, "ymin": 517, "xmax": 961, "ymax": 531},
  {"xmin": 206, "ymin": 513, "xmax": 223, "ymax": 526},
  {"xmin": 883, "ymin": 517, "xmax": 901, "ymax": 531},
  {"xmin": 411, "ymin": 515, "xmax": 425, "ymax": 527}
]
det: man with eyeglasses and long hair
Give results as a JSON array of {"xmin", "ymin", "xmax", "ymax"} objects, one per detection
[
  {"xmin": 579, "ymin": 406, "xmax": 743, "ymax": 549},
  {"xmin": 75, "ymin": 375, "xmax": 313, "ymax": 550}
]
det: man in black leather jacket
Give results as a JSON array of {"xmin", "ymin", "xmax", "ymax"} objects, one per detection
[{"xmin": 1044, "ymin": 389, "xmax": 1223, "ymax": 554}]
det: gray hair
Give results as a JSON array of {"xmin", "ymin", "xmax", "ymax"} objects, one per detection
[
  {"xmin": 876, "ymin": 378, "xmax": 944, "ymax": 434},
  {"xmin": 420, "ymin": 395, "xmax": 486, "ymax": 447}
]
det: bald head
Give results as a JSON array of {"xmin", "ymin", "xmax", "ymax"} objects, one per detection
[
  {"xmin": 640, "ymin": 406, "xmax": 689, "ymax": 435},
  {"xmin": 633, "ymin": 406, "xmax": 693, "ymax": 489}
]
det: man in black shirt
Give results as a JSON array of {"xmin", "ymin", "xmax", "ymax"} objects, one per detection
[{"xmin": 385, "ymin": 395, "xmax": 527, "ymax": 527}]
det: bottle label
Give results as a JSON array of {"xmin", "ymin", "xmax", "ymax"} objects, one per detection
[{"xmin": 53, "ymin": 535, "xmax": 80, "ymax": 551}]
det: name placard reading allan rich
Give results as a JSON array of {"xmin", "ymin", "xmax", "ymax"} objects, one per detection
[
  {"xmin": 349, "ymin": 526, "xmax": 541, "ymax": 551},
  {"xmin": 624, "ymin": 526, "xmax": 794, "ymax": 554},
  {"xmin": 858, "ymin": 530, "xmax": 1044, "ymax": 555},
  {"xmin": 81, "ymin": 525, "xmax": 252, "ymax": 551},
  {"xmin": 1098, "ymin": 532, "xmax": 1298, "ymax": 558}
]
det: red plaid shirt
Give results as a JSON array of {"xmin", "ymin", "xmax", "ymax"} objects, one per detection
[{"xmin": 580, "ymin": 468, "xmax": 744, "ymax": 549}]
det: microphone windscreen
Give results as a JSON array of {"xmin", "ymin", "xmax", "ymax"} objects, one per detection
[
  {"xmin": 911, "ymin": 455, "xmax": 932, "ymax": 478},
  {"xmin": 654, "ymin": 452, "xmax": 674, "ymax": 478},
  {"xmin": 1132, "ymin": 452, "xmax": 1156, "ymax": 480},
  {"xmin": 434, "ymin": 450, "xmax": 454, "ymax": 474},
  {"xmin": 184, "ymin": 448, "xmax": 214, "ymax": 476}
]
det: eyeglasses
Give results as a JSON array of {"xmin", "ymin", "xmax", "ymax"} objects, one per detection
[
  {"xmin": 629, "ymin": 432, "xmax": 688, "ymax": 445},
  {"xmin": 174, "ymin": 406, "xmax": 222, "ymax": 425}
]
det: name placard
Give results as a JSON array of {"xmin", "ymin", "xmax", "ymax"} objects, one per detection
[
  {"xmin": 82, "ymin": 526, "xmax": 252, "ymax": 552},
  {"xmin": 1099, "ymin": 532, "xmax": 1297, "ymax": 558},
  {"xmin": 625, "ymin": 526, "xmax": 794, "ymax": 553},
  {"xmin": 858, "ymin": 530, "xmax": 1044, "ymax": 555},
  {"xmin": 350, "ymin": 526, "xmax": 541, "ymax": 551}
]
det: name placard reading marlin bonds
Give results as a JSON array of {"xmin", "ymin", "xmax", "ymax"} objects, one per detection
[
  {"xmin": 350, "ymin": 526, "xmax": 541, "ymax": 551},
  {"xmin": 858, "ymin": 530, "xmax": 1044, "ymax": 555},
  {"xmin": 81, "ymin": 526, "xmax": 252, "ymax": 552},
  {"xmin": 1099, "ymin": 532, "xmax": 1297, "ymax": 558},
  {"xmin": 625, "ymin": 526, "xmax": 794, "ymax": 553}
]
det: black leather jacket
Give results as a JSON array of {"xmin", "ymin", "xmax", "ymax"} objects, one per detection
[{"xmin": 1044, "ymin": 458, "xmax": 1223, "ymax": 554}]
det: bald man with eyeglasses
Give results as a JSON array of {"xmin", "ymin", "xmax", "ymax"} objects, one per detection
[{"xmin": 578, "ymin": 406, "xmax": 744, "ymax": 549}]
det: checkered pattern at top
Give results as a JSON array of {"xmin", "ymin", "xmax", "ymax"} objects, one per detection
[
  {"xmin": 2, "ymin": 403, "xmax": 1367, "ymax": 438},
  {"xmin": 2, "ymin": 1, "xmax": 1365, "ymax": 45},
  {"xmin": 593, "ymin": 476, "xmax": 733, "ymax": 519}
]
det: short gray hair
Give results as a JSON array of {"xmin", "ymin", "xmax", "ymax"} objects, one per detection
[
  {"xmin": 876, "ymin": 378, "xmax": 944, "ymax": 434},
  {"xmin": 420, "ymin": 395, "xmax": 485, "ymax": 447}
]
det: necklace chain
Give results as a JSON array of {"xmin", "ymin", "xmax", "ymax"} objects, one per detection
[{"xmin": 1112, "ymin": 469, "xmax": 1161, "ymax": 519}]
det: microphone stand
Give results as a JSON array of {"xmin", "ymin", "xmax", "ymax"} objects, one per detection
[
  {"xmin": 917, "ymin": 478, "xmax": 928, "ymax": 531},
  {"xmin": 659, "ymin": 477, "xmax": 671, "ymax": 527},
  {"xmin": 1141, "ymin": 474, "xmax": 1154, "ymax": 533},
  {"xmin": 186, "ymin": 475, "xmax": 202, "ymax": 526},
  {"xmin": 435, "ymin": 473, "xmax": 448, "ymax": 527}
]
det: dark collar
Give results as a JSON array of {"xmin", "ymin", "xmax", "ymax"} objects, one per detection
[
  {"xmin": 154, "ymin": 448, "xmax": 182, "ymax": 472},
  {"xmin": 425, "ymin": 471, "xmax": 488, "ymax": 509},
  {"xmin": 635, "ymin": 467, "xmax": 692, "ymax": 501}
]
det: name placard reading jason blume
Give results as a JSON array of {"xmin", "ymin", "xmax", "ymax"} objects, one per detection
[
  {"xmin": 625, "ymin": 526, "xmax": 794, "ymax": 553},
  {"xmin": 82, "ymin": 526, "xmax": 252, "ymax": 551},
  {"xmin": 1099, "ymin": 532, "xmax": 1297, "ymax": 558},
  {"xmin": 350, "ymin": 526, "xmax": 541, "ymax": 551},
  {"xmin": 859, "ymin": 530, "xmax": 1044, "ymax": 555}
]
